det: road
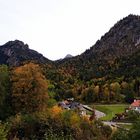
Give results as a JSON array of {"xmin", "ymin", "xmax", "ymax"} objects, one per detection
[
  {"xmin": 95, "ymin": 110, "xmax": 106, "ymax": 119},
  {"xmin": 103, "ymin": 121, "xmax": 132, "ymax": 130}
]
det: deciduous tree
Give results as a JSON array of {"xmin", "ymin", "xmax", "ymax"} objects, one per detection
[{"xmin": 11, "ymin": 63, "xmax": 48, "ymax": 113}]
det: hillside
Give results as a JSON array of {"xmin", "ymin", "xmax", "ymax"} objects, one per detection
[
  {"xmin": 57, "ymin": 14, "xmax": 140, "ymax": 80},
  {"xmin": 43, "ymin": 14, "xmax": 140, "ymax": 103},
  {"xmin": 0, "ymin": 40, "xmax": 51, "ymax": 66}
]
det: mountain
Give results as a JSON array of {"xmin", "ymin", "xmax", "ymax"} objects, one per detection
[
  {"xmin": 83, "ymin": 14, "xmax": 140, "ymax": 59},
  {"xmin": 0, "ymin": 40, "xmax": 51, "ymax": 66},
  {"xmin": 57, "ymin": 14, "xmax": 140, "ymax": 80},
  {"xmin": 64, "ymin": 54, "xmax": 73, "ymax": 59},
  {"xmin": 44, "ymin": 14, "xmax": 140, "ymax": 102},
  {"xmin": 0, "ymin": 14, "xmax": 140, "ymax": 79}
]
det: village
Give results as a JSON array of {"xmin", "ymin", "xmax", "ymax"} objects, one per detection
[
  {"xmin": 58, "ymin": 98, "xmax": 140, "ymax": 129},
  {"xmin": 58, "ymin": 98, "xmax": 106, "ymax": 120}
]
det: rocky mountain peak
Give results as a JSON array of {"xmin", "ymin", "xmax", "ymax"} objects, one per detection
[
  {"xmin": 0, "ymin": 40, "xmax": 51, "ymax": 66},
  {"xmin": 84, "ymin": 14, "xmax": 140, "ymax": 60},
  {"xmin": 2, "ymin": 40, "xmax": 29, "ymax": 50}
]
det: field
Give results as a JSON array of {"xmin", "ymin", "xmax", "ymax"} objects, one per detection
[{"xmin": 95, "ymin": 104, "xmax": 129, "ymax": 121}]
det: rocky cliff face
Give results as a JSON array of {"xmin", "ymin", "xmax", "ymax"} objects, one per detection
[
  {"xmin": 0, "ymin": 40, "xmax": 51, "ymax": 66},
  {"xmin": 82, "ymin": 14, "xmax": 140, "ymax": 60}
]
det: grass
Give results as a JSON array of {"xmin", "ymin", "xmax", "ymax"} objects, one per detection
[
  {"xmin": 117, "ymin": 123, "xmax": 132, "ymax": 130},
  {"xmin": 94, "ymin": 104, "xmax": 129, "ymax": 121}
]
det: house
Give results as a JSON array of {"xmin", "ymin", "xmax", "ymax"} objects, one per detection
[
  {"xmin": 76, "ymin": 104, "xmax": 86, "ymax": 116},
  {"xmin": 130, "ymin": 100, "xmax": 140, "ymax": 113},
  {"xmin": 58, "ymin": 99, "xmax": 87, "ymax": 116}
]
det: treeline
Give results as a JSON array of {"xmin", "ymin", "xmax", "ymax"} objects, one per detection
[{"xmin": 44, "ymin": 63, "xmax": 140, "ymax": 104}]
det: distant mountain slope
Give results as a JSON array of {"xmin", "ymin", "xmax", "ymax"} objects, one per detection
[
  {"xmin": 64, "ymin": 54, "xmax": 73, "ymax": 59},
  {"xmin": 0, "ymin": 40, "xmax": 51, "ymax": 66},
  {"xmin": 57, "ymin": 14, "xmax": 140, "ymax": 80}
]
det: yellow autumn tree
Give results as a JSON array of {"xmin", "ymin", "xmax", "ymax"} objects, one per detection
[
  {"xmin": 70, "ymin": 112, "xmax": 80, "ymax": 126},
  {"xmin": 110, "ymin": 82, "xmax": 121, "ymax": 94},
  {"xmin": 11, "ymin": 63, "xmax": 49, "ymax": 113},
  {"xmin": 94, "ymin": 85, "xmax": 100, "ymax": 101},
  {"xmin": 49, "ymin": 105, "xmax": 62, "ymax": 118},
  {"xmin": 103, "ymin": 84, "xmax": 110, "ymax": 102}
]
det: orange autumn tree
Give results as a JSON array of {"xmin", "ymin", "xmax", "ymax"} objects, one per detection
[{"xmin": 11, "ymin": 63, "xmax": 49, "ymax": 114}]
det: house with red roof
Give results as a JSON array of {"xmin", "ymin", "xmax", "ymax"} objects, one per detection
[{"xmin": 130, "ymin": 100, "xmax": 140, "ymax": 112}]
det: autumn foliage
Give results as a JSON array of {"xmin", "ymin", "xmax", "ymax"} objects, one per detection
[{"xmin": 11, "ymin": 63, "xmax": 49, "ymax": 113}]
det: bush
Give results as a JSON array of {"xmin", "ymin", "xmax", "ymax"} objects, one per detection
[
  {"xmin": 0, "ymin": 122, "xmax": 9, "ymax": 140},
  {"xmin": 111, "ymin": 129, "xmax": 129, "ymax": 140},
  {"xmin": 47, "ymin": 99, "xmax": 57, "ymax": 108},
  {"xmin": 6, "ymin": 109, "xmax": 113, "ymax": 140},
  {"xmin": 128, "ymin": 119, "xmax": 140, "ymax": 140},
  {"xmin": 126, "ymin": 110, "xmax": 140, "ymax": 121},
  {"xmin": 101, "ymin": 125, "xmax": 112, "ymax": 138}
]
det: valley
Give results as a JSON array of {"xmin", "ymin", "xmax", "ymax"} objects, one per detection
[{"xmin": 0, "ymin": 14, "xmax": 140, "ymax": 140}]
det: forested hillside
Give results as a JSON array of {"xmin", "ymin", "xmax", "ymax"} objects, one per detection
[{"xmin": 45, "ymin": 14, "xmax": 140, "ymax": 103}]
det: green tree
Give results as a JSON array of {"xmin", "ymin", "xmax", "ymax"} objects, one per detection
[
  {"xmin": 0, "ymin": 65, "xmax": 11, "ymax": 120},
  {"xmin": 101, "ymin": 125, "xmax": 112, "ymax": 139},
  {"xmin": 124, "ymin": 88, "xmax": 134, "ymax": 103},
  {"xmin": 83, "ymin": 87, "xmax": 96, "ymax": 103},
  {"xmin": 126, "ymin": 110, "xmax": 140, "ymax": 121},
  {"xmin": 129, "ymin": 119, "xmax": 140, "ymax": 140},
  {"xmin": 111, "ymin": 129, "xmax": 129, "ymax": 140}
]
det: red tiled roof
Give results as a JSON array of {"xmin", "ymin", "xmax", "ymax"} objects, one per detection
[{"xmin": 131, "ymin": 100, "xmax": 140, "ymax": 107}]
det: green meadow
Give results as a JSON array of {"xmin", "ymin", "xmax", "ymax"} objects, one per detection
[{"xmin": 95, "ymin": 104, "xmax": 129, "ymax": 121}]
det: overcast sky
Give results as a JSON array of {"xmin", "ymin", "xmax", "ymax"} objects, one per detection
[{"xmin": 0, "ymin": 0, "xmax": 140, "ymax": 60}]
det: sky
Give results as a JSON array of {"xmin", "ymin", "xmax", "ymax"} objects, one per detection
[{"xmin": 0, "ymin": 0, "xmax": 140, "ymax": 60}]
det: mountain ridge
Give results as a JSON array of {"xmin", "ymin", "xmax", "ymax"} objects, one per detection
[
  {"xmin": 55, "ymin": 14, "xmax": 140, "ymax": 81},
  {"xmin": 0, "ymin": 14, "xmax": 140, "ymax": 69},
  {"xmin": 0, "ymin": 40, "xmax": 51, "ymax": 66}
]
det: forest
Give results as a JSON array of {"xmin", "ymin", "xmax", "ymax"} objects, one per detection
[{"xmin": 0, "ymin": 61, "xmax": 140, "ymax": 140}]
